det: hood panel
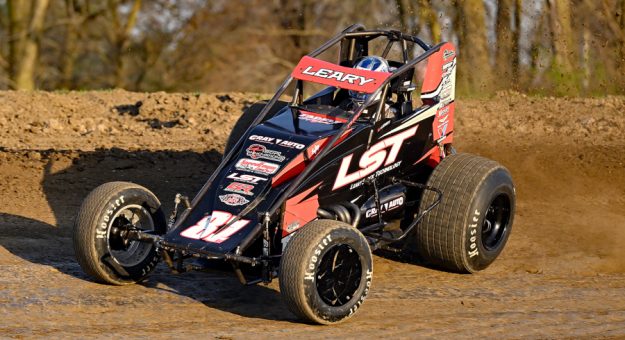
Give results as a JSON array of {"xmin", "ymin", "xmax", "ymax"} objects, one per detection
[{"xmin": 163, "ymin": 107, "xmax": 342, "ymax": 254}]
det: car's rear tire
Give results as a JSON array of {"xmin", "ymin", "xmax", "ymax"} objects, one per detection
[
  {"xmin": 414, "ymin": 153, "xmax": 515, "ymax": 273},
  {"xmin": 73, "ymin": 182, "xmax": 166, "ymax": 285},
  {"xmin": 223, "ymin": 100, "xmax": 289, "ymax": 156},
  {"xmin": 279, "ymin": 220, "xmax": 373, "ymax": 324}
]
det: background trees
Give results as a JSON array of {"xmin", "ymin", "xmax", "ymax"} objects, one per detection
[{"xmin": 0, "ymin": 0, "xmax": 623, "ymax": 95}]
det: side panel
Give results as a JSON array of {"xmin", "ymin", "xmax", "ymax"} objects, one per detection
[
  {"xmin": 280, "ymin": 124, "xmax": 371, "ymax": 237},
  {"xmin": 281, "ymin": 110, "xmax": 436, "ymax": 238},
  {"xmin": 420, "ymin": 42, "xmax": 457, "ymax": 165}
]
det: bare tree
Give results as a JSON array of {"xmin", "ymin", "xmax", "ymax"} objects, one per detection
[
  {"xmin": 618, "ymin": 0, "xmax": 625, "ymax": 84},
  {"xmin": 456, "ymin": 0, "xmax": 493, "ymax": 92},
  {"xmin": 547, "ymin": 0, "xmax": 574, "ymax": 73},
  {"xmin": 495, "ymin": 0, "xmax": 521, "ymax": 89},
  {"xmin": 8, "ymin": 0, "xmax": 50, "ymax": 90},
  {"xmin": 418, "ymin": 0, "xmax": 441, "ymax": 43},
  {"xmin": 56, "ymin": 0, "xmax": 104, "ymax": 89},
  {"xmin": 395, "ymin": 0, "xmax": 414, "ymax": 34},
  {"xmin": 106, "ymin": 0, "xmax": 141, "ymax": 89},
  {"xmin": 0, "ymin": 0, "xmax": 623, "ymax": 94}
]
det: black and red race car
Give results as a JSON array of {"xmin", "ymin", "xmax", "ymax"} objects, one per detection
[{"xmin": 73, "ymin": 24, "xmax": 515, "ymax": 324}]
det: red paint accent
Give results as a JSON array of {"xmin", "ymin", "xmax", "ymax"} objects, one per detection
[
  {"xmin": 282, "ymin": 183, "xmax": 321, "ymax": 237},
  {"xmin": 426, "ymin": 147, "xmax": 441, "ymax": 168},
  {"xmin": 292, "ymin": 56, "xmax": 391, "ymax": 93},
  {"xmin": 414, "ymin": 146, "xmax": 437, "ymax": 165},
  {"xmin": 306, "ymin": 137, "xmax": 330, "ymax": 160},
  {"xmin": 334, "ymin": 128, "xmax": 353, "ymax": 146},
  {"xmin": 413, "ymin": 146, "xmax": 443, "ymax": 167},
  {"xmin": 271, "ymin": 130, "xmax": 352, "ymax": 188},
  {"xmin": 421, "ymin": 42, "xmax": 456, "ymax": 100},
  {"xmin": 271, "ymin": 153, "xmax": 306, "ymax": 187}
]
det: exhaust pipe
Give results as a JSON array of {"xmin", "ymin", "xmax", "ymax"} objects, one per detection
[{"xmin": 317, "ymin": 202, "xmax": 362, "ymax": 228}]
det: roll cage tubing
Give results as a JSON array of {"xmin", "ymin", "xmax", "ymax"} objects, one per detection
[{"xmin": 171, "ymin": 24, "xmax": 447, "ymax": 255}]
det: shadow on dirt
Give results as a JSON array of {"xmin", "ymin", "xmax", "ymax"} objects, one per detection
[
  {"xmin": 0, "ymin": 144, "xmax": 453, "ymax": 321},
  {"xmin": 0, "ymin": 147, "xmax": 297, "ymax": 322}
]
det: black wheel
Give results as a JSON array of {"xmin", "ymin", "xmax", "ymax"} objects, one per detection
[
  {"xmin": 73, "ymin": 181, "xmax": 166, "ymax": 285},
  {"xmin": 414, "ymin": 153, "xmax": 515, "ymax": 273},
  {"xmin": 279, "ymin": 220, "xmax": 373, "ymax": 324},
  {"xmin": 223, "ymin": 100, "xmax": 288, "ymax": 157}
]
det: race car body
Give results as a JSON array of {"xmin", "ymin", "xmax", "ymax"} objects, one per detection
[{"xmin": 73, "ymin": 24, "xmax": 515, "ymax": 325}]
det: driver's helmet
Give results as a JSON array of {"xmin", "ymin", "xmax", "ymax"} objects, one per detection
[{"xmin": 349, "ymin": 56, "xmax": 390, "ymax": 103}]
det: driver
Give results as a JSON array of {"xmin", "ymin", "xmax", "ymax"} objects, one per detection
[{"xmin": 340, "ymin": 56, "xmax": 396, "ymax": 120}]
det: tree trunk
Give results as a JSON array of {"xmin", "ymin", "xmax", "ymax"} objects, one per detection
[
  {"xmin": 548, "ymin": 0, "xmax": 574, "ymax": 73},
  {"xmin": 419, "ymin": 0, "xmax": 441, "ymax": 43},
  {"xmin": 457, "ymin": 0, "xmax": 493, "ymax": 93},
  {"xmin": 395, "ymin": 0, "xmax": 413, "ymax": 34},
  {"xmin": 8, "ymin": 0, "xmax": 50, "ymax": 90},
  {"xmin": 581, "ymin": 3, "xmax": 592, "ymax": 91},
  {"xmin": 618, "ymin": 0, "xmax": 625, "ymax": 89},
  {"xmin": 8, "ymin": 0, "xmax": 30, "ymax": 89},
  {"xmin": 108, "ymin": 0, "xmax": 142, "ymax": 89},
  {"xmin": 60, "ymin": 0, "xmax": 79, "ymax": 89},
  {"xmin": 495, "ymin": 0, "xmax": 521, "ymax": 89}
]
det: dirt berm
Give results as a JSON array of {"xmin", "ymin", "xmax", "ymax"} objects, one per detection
[{"xmin": 1, "ymin": 90, "xmax": 624, "ymax": 337}]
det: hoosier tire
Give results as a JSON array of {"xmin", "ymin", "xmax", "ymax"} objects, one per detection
[
  {"xmin": 279, "ymin": 220, "xmax": 373, "ymax": 325},
  {"xmin": 73, "ymin": 182, "xmax": 166, "ymax": 285},
  {"xmin": 415, "ymin": 153, "xmax": 515, "ymax": 273}
]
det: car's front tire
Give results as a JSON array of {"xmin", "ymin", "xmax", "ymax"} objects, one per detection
[
  {"xmin": 279, "ymin": 220, "xmax": 373, "ymax": 324},
  {"xmin": 73, "ymin": 182, "xmax": 166, "ymax": 285}
]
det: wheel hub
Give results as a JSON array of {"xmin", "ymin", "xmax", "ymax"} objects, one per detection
[
  {"xmin": 106, "ymin": 205, "xmax": 155, "ymax": 267},
  {"xmin": 481, "ymin": 194, "xmax": 511, "ymax": 251},
  {"xmin": 315, "ymin": 244, "xmax": 362, "ymax": 307}
]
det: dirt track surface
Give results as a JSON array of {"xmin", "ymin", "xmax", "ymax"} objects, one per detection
[{"xmin": 1, "ymin": 90, "xmax": 625, "ymax": 338}]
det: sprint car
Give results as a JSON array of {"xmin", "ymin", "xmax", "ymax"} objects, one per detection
[{"xmin": 73, "ymin": 24, "xmax": 515, "ymax": 324}]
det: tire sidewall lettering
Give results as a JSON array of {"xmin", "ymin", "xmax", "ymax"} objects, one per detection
[
  {"xmin": 464, "ymin": 169, "xmax": 515, "ymax": 271},
  {"xmin": 93, "ymin": 189, "xmax": 164, "ymax": 281},
  {"xmin": 301, "ymin": 228, "xmax": 373, "ymax": 323}
]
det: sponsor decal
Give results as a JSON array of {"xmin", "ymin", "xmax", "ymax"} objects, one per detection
[
  {"xmin": 443, "ymin": 49, "xmax": 455, "ymax": 60},
  {"xmin": 349, "ymin": 161, "xmax": 402, "ymax": 190},
  {"xmin": 235, "ymin": 158, "xmax": 280, "ymax": 175},
  {"xmin": 299, "ymin": 112, "xmax": 346, "ymax": 125},
  {"xmin": 219, "ymin": 193, "xmax": 249, "ymax": 206},
  {"xmin": 180, "ymin": 211, "xmax": 250, "ymax": 243},
  {"xmin": 309, "ymin": 144, "xmax": 321, "ymax": 157},
  {"xmin": 225, "ymin": 182, "xmax": 254, "ymax": 196},
  {"xmin": 226, "ymin": 172, "xmax": 267, "ymax": 184},
  {"xmin": 293, "ymin": 56, "xmax": 390, "ymax": 93},
  {"xmin": 286, "ymin": 221, "xmax": 300, "ymax": 233},
  {"xmin": 333, "ymin": 126, "xmax": 417, "ymax": 190},
  {"xmin": 437, "ymin": 106, "xmax": 450, "ymax": 137},
  {"xmin": 246, "ymin": 144, "xmax": 286, "ymax": 162},
  {"xmin": 249, "ymin": 135, "xmax": 305, "ymax": 150},
  {"xmin": 439, "ymin": 60, "xmax": 456, "ymax": 104},
  {"xmin": 421, "ymin": 52, "xmax": 456, "ymax": 103},
  {"xmin": 301, "ymin": 66, "xmax": 375, "ymax": 86},
  {"xmin": 468, "ymin": 209, "xmax": 481, "ymax": 258},
  {"xmin": 365, "ymin": 196, "xmax": 405, "ymax": 218}
]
